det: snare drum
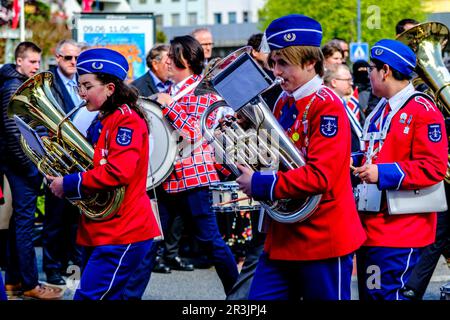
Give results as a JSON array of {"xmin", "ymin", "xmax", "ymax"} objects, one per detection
[{"xmin": 210, "ymin": 181, "xmax": 259, "ymax": 212}]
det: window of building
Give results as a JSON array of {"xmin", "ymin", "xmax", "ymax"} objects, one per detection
[
  {"xmin": 155, "ymin": 0, "xmax": 161, "ymax": 3},
  {"xmin": 139, "ymin": 0, "xmax": 147, "ymax": 4},
  {"xmin": 171, "ymin": 13, "xmax": 180, "ymax": 26},
  {"xmin": 214, "ymin": 13, "xmax": 222, "ymax": 24},
  {"xmin": 172, "ymin": 0, "xmax": 180, "ymax": 2},
  {"xmin": 228, "ymin": 12, "xmax": 237, "ymax": 24},
  {"xmin": 155, "ymin": 14, "xmax": 163, "ymax": 28},
  {"xmin": 243, "ymin": 11, "xmax": 250, "ymax": 23},
  {"xmin": 188, "ymin": 12, "xmax": 197, "ymax": 25}
]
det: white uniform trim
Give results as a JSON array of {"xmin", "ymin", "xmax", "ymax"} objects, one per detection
[
  {"xmin": 337, "ymin": 256, "xmax": 342, "ymax": 300},
  {"xmin": 396, "ymin": 248, "xmax": 414, "ymax": 300},
  {"xmin": 99, "ymin": 243, "xmax": 132, "ymax": 300}
]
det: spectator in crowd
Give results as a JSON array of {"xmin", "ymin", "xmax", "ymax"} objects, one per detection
[
  {"xmin": 0, "ymin": 41, "xmax": 63, "ymax": 299},
  {"xmin": 131, "ymin": 44, "xmax": 171, "ymax": 97},
  {"xmin": 43, "ymin": 39, "xmax": 83, "ymax": 286},
  {"xmin": 321, "ymin": 41, "xmax": 344, "ymax": 71},
  {"xmin": 191, "ymin": 28, "xmax": 214, "ymax": 68}
]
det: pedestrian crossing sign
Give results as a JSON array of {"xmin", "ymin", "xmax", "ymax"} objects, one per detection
[{"xmin": 350, "ymin": 42, "xmax": 369, "ymax": 62}]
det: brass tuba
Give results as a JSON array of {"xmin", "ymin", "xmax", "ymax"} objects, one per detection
[
  {"xmin": 397, "ymin": 22, "xmax": 450, "ymax": 183},
  {"xmin": 8, "ymin": 72, "xmax": 125, "ymax": 220},
  {"xmin": 197, "ymin": 47, "xmax": 322, "ymax": 223}
]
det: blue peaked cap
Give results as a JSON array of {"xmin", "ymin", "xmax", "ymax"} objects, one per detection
[
  {"xmin": 370, "ymin": 39, "xmax": 416, "ymax": 76},
  {"xmin": 265, "ymin": 14, "xmax": 323, "ymax": 50},
  {"xmin": 77, "ymin": 48, "xmax": 129, "ymax": 81}
]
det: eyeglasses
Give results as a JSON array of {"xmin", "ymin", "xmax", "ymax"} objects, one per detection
[
  {"xmin": 58, "ymin": 55, "xmax": 79, "ymax": 61},
  {"xmin": 77, "ymin": 84, "xmax": 103, "ymax": 95},
  {"xmin": 335, "ymin": 78, "xmax": 353, "ymax": 82},
  {"xmin": 200, "ymin": 42, "xmax": 214, "ymax": 47}
]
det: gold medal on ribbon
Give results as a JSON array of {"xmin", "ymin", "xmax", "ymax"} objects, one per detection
[
  {"xmin": 100, "ymin": 158, "xmax": 108, "ymax": 165},
  {"xmin": 292, "ymin": 132, "xmax": 300, "ymax": 142}
]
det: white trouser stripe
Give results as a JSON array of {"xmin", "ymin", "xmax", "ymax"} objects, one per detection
[
  {"xmin": 100, "ymin": 243, "xmax": 132, "ymax": 300},
  {"xmin": 396, "ymin": 248, "xmax": 414, "ymax": 300}
]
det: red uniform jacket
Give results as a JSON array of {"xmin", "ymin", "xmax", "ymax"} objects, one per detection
[
  {"xmin": 64, "ymin": 105, "xmax": 161, "ymax": 246},
  {"xmin": 252, "ymin": 76, "xmax": 366, "ymax": 260},
  {"xmin": 358, "ymin": 85, "xmax": 447, "ymax": 247}
]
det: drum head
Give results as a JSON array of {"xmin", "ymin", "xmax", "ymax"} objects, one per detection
[{"xmin": 139, "ymin": 98, "xmax": 177, "ymax": 190}]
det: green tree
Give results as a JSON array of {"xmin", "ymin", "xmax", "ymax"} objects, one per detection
[{"xmin": 258, "ymin": 0, "xmax": 428, "ymax": 46}]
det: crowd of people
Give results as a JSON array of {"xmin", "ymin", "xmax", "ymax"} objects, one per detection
[{"xmin": 0, "ymin": 13, "xmax": 449, "ymax": 301}]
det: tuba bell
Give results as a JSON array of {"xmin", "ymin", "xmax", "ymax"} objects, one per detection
[
  {"xmin": 397, "ymin": 22, "xmax": 450, "ymax": 183},
  {"xmin": 8, "ymin": 71, "xmax": 125, "ymax": 220},
  {"xmin": 196, "ymin": 47, "xmax": 322, "ymax": 223}
]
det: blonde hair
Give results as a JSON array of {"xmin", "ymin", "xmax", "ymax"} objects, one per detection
[{"xmin": 268, "ymin": 46, "xmax": 324, "ymax": 77}]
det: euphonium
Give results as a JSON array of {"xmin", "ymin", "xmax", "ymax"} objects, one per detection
[
  {"xmin": 197, "ymin": 47, "xmax": 322, "ymax": 223},
  {"xmin": 8, "ymin": 72, "xmax": 125, "ymax": 220},
  {"xmin": 397, "ymin": 22, "xmax": 450, "ymax": 183}
]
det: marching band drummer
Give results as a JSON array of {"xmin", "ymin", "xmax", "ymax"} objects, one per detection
[
  {"xmin": 236, "ymin": 14, "xmax": 366, "ymax": 300},
  {"xmin": 47, "ymin": 48, "xmax": 161, "ymax": 300},
  {"xmin": 352, "ymin": 39, "xmax": 447, "ymax": 300},
  {"xmin": 153, "ymin": 35, "xmax": 239, "ymax": 294}
]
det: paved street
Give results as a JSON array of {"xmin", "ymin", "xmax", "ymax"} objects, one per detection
[{"xmin": 27, "ymin": 247, "xmax": 450, "ymax": 301}]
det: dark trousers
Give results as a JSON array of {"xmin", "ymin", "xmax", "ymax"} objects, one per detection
[
  {"xmin": 42, "ymin": 188, "xmax": 83, "ymax": 274},
  {"xmin": 1, "ymin": 163, "xmax": 42, "ymax": 290},
  {"xmin": 405, "ymin": 210, "xmax": 450, "ymax": 297},
  {"xmin": 123, "ymin": 187, "xmax": 239, "ymax": 299},
  {"xmin": 226, "ymin": 209, "xmax": 266, "ymax": 300}
]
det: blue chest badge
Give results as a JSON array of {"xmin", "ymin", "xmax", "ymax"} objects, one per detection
[
  {"xmin": 320, "ymin": 116, "xmax": 338, "ymax": 137},
  {"xmin": 428, "ymin": 124, "xmax": 442, "ymax": 143},
  {"xmin": 116, "ymin": 127, "xmax": 133, "ymax": 146}
]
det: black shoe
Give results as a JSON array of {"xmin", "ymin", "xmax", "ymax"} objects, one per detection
[
  {"xmin": 46, "ymin": 270, "xmax": 66, "ymax": 286},
  {"xmin": 189, "ymin": 255, "xmax": 213, "ymax": 269},
  {"xmin": 152, "ymin": 261, "xmax": 171, "ymax": 274},
  {"xmin": 166, "ymin": 256, "xmax": 194, "ymax": 271}
]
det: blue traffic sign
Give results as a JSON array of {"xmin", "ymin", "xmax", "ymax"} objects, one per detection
[{"xmin": 350, "ymin": 42, "xmax": 369, "ymax": 62}]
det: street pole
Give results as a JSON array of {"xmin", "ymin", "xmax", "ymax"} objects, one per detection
[
  {"xmin": 19, "ymin": 0, "xmax": 25, "ymax": 41},
  {"xmin": 357, "ymin": 0, "xmax": 361, "ymax": 43}
]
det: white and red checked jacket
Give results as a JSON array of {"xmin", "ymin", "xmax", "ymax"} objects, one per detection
[{"xmin": 161, "ymin": 74, "xmax": 228, "ymax": 193}]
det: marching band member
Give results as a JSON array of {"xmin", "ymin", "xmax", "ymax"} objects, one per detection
[
  {"xmin": 47, "ymin": 48, "xmax": 161, "ymax": 300},
  {"xmin": 236, "ymin": 14, "xmax": 366, "ymax": 300},
  {"xmin": 153, "ymin": 35, "xmax": 239, "ymax": 294},
  {"xmin": 353, "ymin": 39, "xmax": 447, "ymax": 300}
]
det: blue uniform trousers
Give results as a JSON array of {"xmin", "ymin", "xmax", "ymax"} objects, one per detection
[
  {"xmin": 356, "ymin": 246, "xmax": 422, "ymax": 300},
  {"xmin": 74, "ymin": 239, "xmax": 153, "ymax": 300},
  {"xmin": 248, "ymin": 252, "xmax": 354, "ymax": 300},
  {"xmin": 123, "ymin": 187, "xmax": 238, "ymax": 299}
]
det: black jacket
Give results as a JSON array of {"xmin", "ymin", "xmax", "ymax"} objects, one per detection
[
  {"xmin": 48, "ymin": 65, "xmax": 77, "ymax": 114},
  {"xmin": 0, "ymin": 63, "xmax": 34, "ymax": 171},
  {"xmin": 131, "ymin": 72, "xmax": 158, "ymax": 97}
]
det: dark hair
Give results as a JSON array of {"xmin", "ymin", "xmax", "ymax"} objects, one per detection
[
  {"xmin": 146, "ymin": 43, "xmax": 169, "ymax": 69},
  {"xmin": 247, "ymin": 33, "xmax": 263, "ymax": 51},
  {"xmin": 321, "ymin": 42, "xmax": 343, "ymax": 59},
  {"xmin": 352, "ymin": 60, "xmax": 370, "ymax": 84},
  {"xmin": 94, "ymin": 73, "xmax": 147, "ymax": 122},
  {"xmin": 371, "ymin": 58, "xmax": 412, "ymax": 81},
  {"xmin": 14, "ymin": 41, "xmax": 41, "ymax": 60},
  {"xmin": 396, "ymin": 18, "xmax": 419, "ymax": 35},
  {"xmin": 170, "ymin": 35, "xmax": 204, "ymax": 75}
]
